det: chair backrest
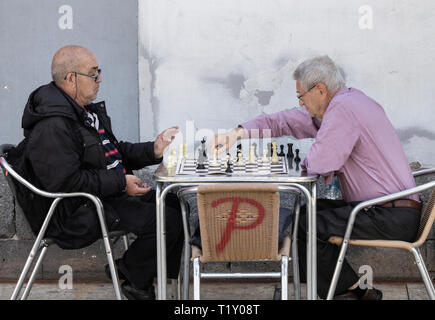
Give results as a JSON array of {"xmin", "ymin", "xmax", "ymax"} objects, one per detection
[
  {"xmin": 196, "ymin": 183, "xmax": 280, "ymax": 262},
  {"xmin": 413, "ymin": 187, "xmax": 435, "ymax": 247}
]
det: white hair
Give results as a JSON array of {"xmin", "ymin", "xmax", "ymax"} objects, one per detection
[{"xmin": 293, "ymin": 55, "xmax": 346, "ymax": 92}]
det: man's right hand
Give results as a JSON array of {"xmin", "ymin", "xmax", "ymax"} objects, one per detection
[
  {"xmin": 210, "ymin": 126, "xmax": 248, "ymax": 155},
  {"xmin": 125, "ymin": 174, "xmax": 152, "ymax": 196}
]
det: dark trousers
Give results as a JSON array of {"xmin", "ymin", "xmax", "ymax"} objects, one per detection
[
  {"xmin": 105, "ymin": 190, "xmax": 184, "ymax": 289},
  {"xmin": 296, "ymin": 199, "xmax": 421, "ymax": 299}
]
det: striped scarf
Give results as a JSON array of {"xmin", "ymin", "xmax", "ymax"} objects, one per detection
[{"xmin": 85, "ymin": 105, "xmax": 126, "ymax": 174}]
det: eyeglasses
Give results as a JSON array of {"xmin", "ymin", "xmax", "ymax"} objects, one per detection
[
  {"xmin": 297, "ymin": 83, "xmax": 317, "ymax": 100},
  {"xmin": 64, "ymin": 69, "xmax": 102, "ymax": 82}
]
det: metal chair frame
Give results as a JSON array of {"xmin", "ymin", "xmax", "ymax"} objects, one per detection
[
  {"xmin": 0, "ymin": 144, "xmax": 129, "ymax": 300},
  {"xmin": 326, "ymin": 168, "xmax": 435, "ymax": 300},
  {"xmin": 177, "ymin": 185, "xmax": 303, "ymax": 300}
]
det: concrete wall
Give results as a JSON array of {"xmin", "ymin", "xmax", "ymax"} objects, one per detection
[
  {"xmin": 138, "ymin": 0, "xmax": 435, "ymax": 166},
  {"xmin": 0, "ymin": 0, "xmax": 139, "ymax": 144}
]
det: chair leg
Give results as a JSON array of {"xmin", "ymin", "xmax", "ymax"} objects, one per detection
[
  {"xmin": 326, "ymin": 240, "xmax": 350, "ymax": 300},
  {"xmin": 21, "ymin": 242, "xmax": 50, "ymax": 300},
  {"xmin": 177, "ymin": 273, "xmax": 182, "ymax": 300},
  {"xmin": 182, "ymin": 240, "xmax": 191, "ymax": 300},
  {"xmin": 103, "ymin": 237, "xmax": 122, "ymax": 300},
  {"xmin": 292, "ymin": 198, "xmax": 301, "ymax": 300},
  {"xmin": 10, "ymin": 238, "xmax": 47, "ymax": 300},
  {"xmin": 281, "ymin": 256, "xmax": 289, "ymax": 300},
  {"xmin": 193, "ymin": 257, "xmax": 200, "ymax": 300},
  {"xmin": 179, "ymin": 197, "xmax": 191, "ymax": 300},
  {"xmin": 411, "ymin": 248, "xmax": 435, "ymax": 300}
]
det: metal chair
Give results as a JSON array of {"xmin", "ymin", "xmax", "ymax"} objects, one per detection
[
  {"xmin": 0, "ymin": 144, "xmax": 129, "ymax": 300},
  {"xmin": 326, "ymin": 168, "xmax": 435, "ymax": 300},
  {"xmin": 178, "ymin": 183, "xmax": 302, "ymax": 300}
]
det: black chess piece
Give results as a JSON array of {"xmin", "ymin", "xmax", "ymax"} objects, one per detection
[
  {"xmin": 225, "ymin": 158, "xmax": 233, "ymax": 174},
  {"xmin": 287, "ymin": 143, "xmax": 294, "ymax": 158},
  {"xmin": 294, "ymin": 148, "xmax": 301, "ymax": 163},
  {"xmin": 278, "ymin": 145, "xmax": 285, "ymax": 157},
  {"xmin": 252, "ymin": 142, "xmax": 258, "ymax": 157},
  {"xmin": 287, "ymin": 156, "xmax": 293, "ymax": 169},
  {"xmin": 267, "ymin": 143, "xmax": 272, "ymax": 157}
]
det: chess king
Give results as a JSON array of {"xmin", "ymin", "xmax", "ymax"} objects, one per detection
[{"xmin": 209, "ymin": 55, "xmax": 419, "ymax": 300}]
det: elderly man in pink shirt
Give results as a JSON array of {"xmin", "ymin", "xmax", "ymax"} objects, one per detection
[{"xmin": 211, "ymin": 56, "xmax": 421, "ymax": 300}]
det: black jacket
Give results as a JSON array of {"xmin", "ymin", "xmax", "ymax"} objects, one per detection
[{"xmin": 15, "ymin": 82, "xmax": 161, "ymax": 249}]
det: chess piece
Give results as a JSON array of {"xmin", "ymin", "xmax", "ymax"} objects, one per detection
[
  {"xmin": 287, "ymin": 143, "xmax": 294, "ymax": 158},
  {"xmin": 225, "ymin": 158, "xmax": 233, "ymax": 174},
  {"xmin": 237, "ymin": 143, "xmax": 242, "ymax": 153},
  {"xmin": 278, "ymin": 145, "xmax": 285, "ymax": 157},
  {"xmin": 178, "ymin": 144, "xmax": 184, "ymax": 160},
  {"xmin": 294, "ymin": 148, "xmax": 301, "ymax": 163},
  {"xmin": 171, "ymin": 146, "xmax": 177, "ymax": 163},
  {"xmin": 166, "ymin": 154, "xmax": 174, "ymax": 169},
  {"xmin": 183, "ymin": 144, "xmax": 187, "ymax": 158},
  {"xmin": 224, "ymin": 153, "xmax": 230, "ymax": 168},
  {"xmin": 196, "ymin": 137, "xmax": 207, "ymax": 169},
  {"xmin": 236, "ymin": 152, "xmax": 244, "ymax": 166},
  {"xmin": 210, "ymin": 149, "xmax": 220, "ymax": 167},
  {"xmin": 252, "ymin": 142, "xmax": 258, "ymax": 157},
  {"xmin": 248, "ymin": 145, "xmax": 256, "ymax": 164},
  {"xmin": 262, "ymin": 149, "xmax": 269, "ymax": 163},
  {"xmin": 267, "ymin": 142, "xmax": 272, "ymax": 157},
  {"xmin": 271, "ymin": 141, "xmax": 279, "ymax": 162}
]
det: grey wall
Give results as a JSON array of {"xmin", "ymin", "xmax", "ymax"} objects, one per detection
[
  {"xmin": 0, "ymin": 0, "xmax": 139, "ymax": 144},
  {"xmin": 138, "ymin": 0, "xmax": 435, "ymax": 166}
]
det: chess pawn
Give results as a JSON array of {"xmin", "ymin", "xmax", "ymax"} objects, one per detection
[
  {"xmin": 224, "ymin": 154, "xmax": 230, "ymax": 168},
  {"xmin": 236, "ymin": 152, "xmax": 244, "ymax": 166},
  {"xmin": 271, "ymin": 141, "xmax": 279, "ymax": 162},
  {"xmin": 166, "ymin": 154, "xmax": 174, "ymax": 169},
  {"xmin": 248, "ymin": 145, "xmax": 257, "ymax": 164},
  {"xmin": 171, "ymin": 146, "xmax": 177, "ymax": 163},
  {"xmin": 278, "ymin": 145, "xmax": 285, "ymax": 157},
  {"xmin": 183, "ymin": 144, "xmax": 187, "ymax": 158},
  {"xmin": 210, "ymin": 149, "xmax": 220, "ymax": 167},
  {"xmin": 262, "ymin": 149, "xmax": 269, "ymax": 163},
  {"xmin": 178, "ymin": 144, "xmax": 184, "ymax": 160},
  {"xmin": 294, "ymin": 149, "xmax": 301, "ymax": 163}
]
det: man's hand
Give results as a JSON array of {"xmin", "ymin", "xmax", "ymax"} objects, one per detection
[
  {"xmin": 125, "ymin": 174, "xmax": 152, "ymax": 196},
  {"xmin": 210, "ymin": 126, "xmax": 248, "ymax": 155},
  {"xmin": 154, "ymin": 126, "xmax": 179, "ymax": 158}
]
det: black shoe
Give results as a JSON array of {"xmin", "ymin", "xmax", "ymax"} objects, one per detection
[
  {"xmin": 333, "ymin": 288, "xmax": 383, "ymax": 300},
  {"xmin": 105, "ymin": 259, "xmax": 127, "ymax": 281},
  {"xmin": 121, "ymin": 281, "xmax": 156, "ymax": 300}
]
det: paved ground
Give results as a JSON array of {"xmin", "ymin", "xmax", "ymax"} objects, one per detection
[{"xmin": 0, "ymin": 280, "xmax": 431, "ymax": 300}]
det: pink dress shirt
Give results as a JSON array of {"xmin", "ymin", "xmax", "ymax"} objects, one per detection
[{"xmin": 241, "ymin": 86, "xmax": 418, "ymax": 203}]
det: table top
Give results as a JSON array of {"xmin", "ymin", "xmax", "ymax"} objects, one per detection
[{"xmin": 153, "ymin": 162, "xmax": 318, "ymax": 183}]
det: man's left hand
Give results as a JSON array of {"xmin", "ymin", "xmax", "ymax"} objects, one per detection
[{"xmin": 154, "ymin": 126, "xmax": 179, "ymax": 158}]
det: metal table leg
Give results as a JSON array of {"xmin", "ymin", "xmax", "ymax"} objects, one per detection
[{"xmin": 156, "ymin": 182, "xmax": 164, "ymax": 300}]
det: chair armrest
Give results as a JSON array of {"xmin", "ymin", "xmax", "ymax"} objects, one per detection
[
  {"xmin": 340, "ymin": 180, "xmax": 435, "ymax": 244},
  {"xmin": 413, "ymin": 168, "xmax": 435, "ymax": 177}
]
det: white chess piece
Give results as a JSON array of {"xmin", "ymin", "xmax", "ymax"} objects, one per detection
[
  {"xmin": 262, "ymin": 149, "xmax": 269, "ymax": 163},
  {"xmin": 248, "ymin": 145, "xmax": 256, "ymax": 164},
  {"xmin": 178, "ymin": 144, "xmax": 184, "ymax": 160},
  {"xmin": 166, "ymin": 154, "xmax": 174, "ymax": 169},
  {"xmin": 271, "ymin": 141, "xmax": 279, "ymax": 162},
  {"xmin": 236, "ymin": 152, "xmax": 244, "ymax": 166},
  {"xmin": 183, "ymin": 144, "xmax": 187, "ymax": 159},
  {"xmin": 210, "ymin": 149, "xmax": 220, "ymax": 167},
  {"xmin": 224, "ymin": 154, "xmax": 230, "ymax": 168}
]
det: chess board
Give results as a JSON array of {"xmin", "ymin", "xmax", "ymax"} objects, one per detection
[{"xmin": 175, "ymin": 157, "xmax": 288, "ymax": 176}]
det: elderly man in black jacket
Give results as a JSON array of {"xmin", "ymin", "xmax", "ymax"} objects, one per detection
[{"xmin": 16, "ymin": 45, "xmax": 183, "ymax": 300}]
